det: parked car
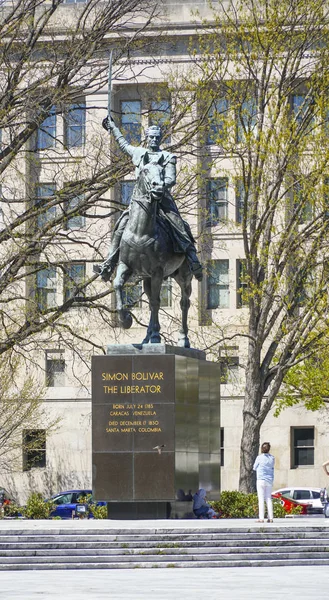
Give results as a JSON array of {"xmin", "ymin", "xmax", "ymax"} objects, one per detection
[
  {"xmin": 49, "ymin": 490, "xmax": 106, "ymax": 519},
  {"xmin": 272, "ymin": 487, "xmax": 323, "ymax": 514}
]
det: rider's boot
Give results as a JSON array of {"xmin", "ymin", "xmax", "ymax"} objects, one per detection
[
  {"xmin": 99, "ymin": 255, "xmax": 118, "ymax": 281},
  {"xmin": 186, "ymin": 245, "xmax": 203, "ymax": 281},
  {"xmin": 94, "ymin": 230, "xmax": 123, "ymax": 281}
]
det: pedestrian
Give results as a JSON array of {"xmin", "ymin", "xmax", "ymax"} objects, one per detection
[
  {"xmin": 253, "ymin": 441, "xmax": 275, "ymax": 523},
  {"xmin": 192, "ymin": 489, "xmax": 220, "ymax": 519}
]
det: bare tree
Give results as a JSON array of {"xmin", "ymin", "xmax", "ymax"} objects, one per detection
[
  {"xmin": 0, "ymin": 0, "xmax": 161, "ymax": 361},
  {"xmin": 0, "ymin": 349, "xmax": 59, "ymax": 474}
]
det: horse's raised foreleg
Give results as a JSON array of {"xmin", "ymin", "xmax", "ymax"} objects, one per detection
[
  {"xmin": 142, "ymin": 272, "xmax": 162, "ymax": 344},
  {"xmin": 175, "ymin": 262, "xmax": 192, "ymax": 348},
  {"xmin": 113, "ymin": 262, "xmax": 133, "ymax": 329}
]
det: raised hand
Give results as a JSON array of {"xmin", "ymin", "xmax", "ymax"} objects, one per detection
[{"xmin": 102, "ymin": 116, "xmax": 115, "ymax": 131}]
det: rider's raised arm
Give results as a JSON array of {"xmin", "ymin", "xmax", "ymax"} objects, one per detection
[
  {"xmin": 102, "ymin": 117, "xmax": 135, "ymax": 158},
  {"xmin": 164, "ymin": 156, "xmax": 177, "ymax": 189}
]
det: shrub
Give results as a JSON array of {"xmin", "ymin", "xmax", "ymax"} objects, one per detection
[
  {"xmin": 272, "ymin": 498, "xmax": 287, "ymax": 518},
  {"xmin": 210, "ymin": 490, "xmax": 302, "ymax": 519},
  {"xmin": 22, "ymin": 492, "xmax": 55, "ymax": 520},
  {"xmin": 4, "ymin": 503, "xmax": 22, "ymax": 518},
  {"xmin": 89, "ymin": 504, "xmax": 107, "ymax": 519},
  {"xmin": 210, "ymin": 490, "xmax": 258, "ymax": 518},
  {"xmin": 74, "ymin": 495, "xmax": 107, "ymax": 519}
]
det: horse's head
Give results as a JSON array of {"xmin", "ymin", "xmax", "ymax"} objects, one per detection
[{"xmin": 137, "ymin": 152, "xmax": 165, "ymax": 201}]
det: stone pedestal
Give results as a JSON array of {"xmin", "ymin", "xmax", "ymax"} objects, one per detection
[{"xmin": 91, "ymin": 344, "xmax": 220, "ymax": 519}]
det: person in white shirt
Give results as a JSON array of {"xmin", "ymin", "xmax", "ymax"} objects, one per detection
[{"xmin": 253, "ymin": 441, "xmax": 275, "ymax": 523}]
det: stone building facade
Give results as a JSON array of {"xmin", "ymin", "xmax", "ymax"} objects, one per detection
[{"xmin": 1, "ymin": 0, "xmax": 328, "ymax": 504}]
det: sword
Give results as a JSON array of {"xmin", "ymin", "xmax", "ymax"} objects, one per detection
[{"xmin": 107, "ymin": 50, "xmax": 113, "ymax": 119}]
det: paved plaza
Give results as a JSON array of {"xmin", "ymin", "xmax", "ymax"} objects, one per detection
[
  {"xmin": 1, "ymin": 518, "xmax": 328, "ymax": 599},
  {"xmin": 1, "ymin": 565, "xmax": 328, "ymax": 599}
]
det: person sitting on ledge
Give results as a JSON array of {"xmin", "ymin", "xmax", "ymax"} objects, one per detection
[{"xmin": 192, "ymin": 488, "xmax": 220, "ymax": 519}]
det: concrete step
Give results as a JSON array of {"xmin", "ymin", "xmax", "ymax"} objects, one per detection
[
  {"xmin": 1, "ymin": 538, "xmax": 329, "ymax": 550},
  {"xmin": 1, "ymin": 526, "xmax": 329, "ymax": 537},
  {"xmin": 1, "ymin": 530, "xmax": 329, "ymax": 542},
  {"xmin": 1, "ymin": 557, "xmax": 329, "ymax": 570},
  {"xmin": 1, "ymin": 525, "xmax": 329, "ymax": 570},
  {"xmin": 1, "ymin": 543, "xmax": 329, "ymax": 557},
  {"xmin": 1, "ymin": 548, "xmax": 329, "ymax": 563}
]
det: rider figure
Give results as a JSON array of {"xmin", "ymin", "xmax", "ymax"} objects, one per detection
[{"xmin": 98, "ymin": 116, "xmax": 203, "ymax": 281}]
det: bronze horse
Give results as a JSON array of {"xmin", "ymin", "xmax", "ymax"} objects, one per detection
[{"xmin": 113, "ymin": 152, "xmax": 193, "ymax": 347}]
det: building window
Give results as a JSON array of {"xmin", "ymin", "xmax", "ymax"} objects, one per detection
[
  {"xmin": 293, "ymin": 181, "xmax": 313, "ymax": 224},
  {"xmin": 37, "ymin": 106, "xmax": 56, "ymax": 150},
  {"xmin": 36, "ymin": 183, "xmax": 56, "ymax": 227},
  {"xmin": 23, "ymin": 429, "xmax": 46, "ymax": 471},
  {"xmin": 206, "ymin": 178, "xmax": 228, "ymax": 226},
  {"xmin": 150, "ymin": 100, "xmax": 171, "ymax": 141},
  {"xmin": 291, "ymin": 93, "xmax": 313, "ymax": 128},
  {"xmin": 122, "ymin": 280, "xmax": 143, "ymax": 308},
  {"xmin": 236, "ymin": 179, "xmax": 246, "ymax": 224},
  {"xmin": 207, "ymin": 98, "xmax": 228, "ymax": 145},
  {"xmin": 121, "ymin": 100, "xmax": 141, "ymax": 144},
  {"xmin": 207, "ymin": 260, "xmax": 230, "ymax": 309},
  {"xmin": 121, "ymin": 279, "xmax": 171, "ymax": 309},
  {"xmin": 46, "ymin": 350, "xmax": 65, "ymax": 387},
  {"xmin": 121, "ymin": 181, "xmax": 135, "ymax": 206},
  {"xmin": 160, "ymin": 278, "xmax": 172, "ymax": 308},
  {"xmin": 65, "ymin": 195, "xmax": 85, "ymax": 229},
  {"xmin": 323, "ymin": 177, "xmax": 329, "ymax": 217},
  {"xmin": 296, "ymin": 271, "xmax": 314, "ymax": 308},
  {"xmin": 64, "ymin": 262, "xmax": 86, "ymax": 303},
  {"xmin": 220, "ymin": 428, "xmax": 224, "ymax": 467},
  {"xmin": 220, "ymin": 348, "xmax": 239, "ymax": 384},
  {"xmin": 236, "ymin": 259, "xmax": 248, "ymax": 307},
  {"xmin": 64, "ymin": 102, "xmax": 86, "ymax": 148},
  {"xmin": 36, "ymin": 266, "xmax": 57, "ymax": 311},
  {"xmin": 291, "ymin": 427, "xmax": 314, "ymax": 468},
  {"xmin": 237, "ymin": 97, "xmax": 257, "ymax": 143},
  {"xmin": 0, "ymin": 184, "xmax": 4, "ymax": 227}
]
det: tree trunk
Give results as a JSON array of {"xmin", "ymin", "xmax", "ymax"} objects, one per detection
[
  {"xmin": 239, "ymin": 342, "xmax": 263, "ymax": 493},
  {"xmin": 239, "ymin": 405, "xmax": 261, "ymax": 493}
]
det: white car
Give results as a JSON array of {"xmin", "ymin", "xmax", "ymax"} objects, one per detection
[{"xmin": 272, "ymin": 487, "xmax": 323, "ymax": 513}]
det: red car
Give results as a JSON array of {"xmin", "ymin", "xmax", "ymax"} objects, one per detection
[{"xmin": 271, "ymin": 491, "xmax": 308, "ymax": 514}]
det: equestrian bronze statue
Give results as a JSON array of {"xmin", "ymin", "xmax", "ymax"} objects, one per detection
[{"xmin": 95, "ymin": 116, "xmax": 203, "ymax": 348}]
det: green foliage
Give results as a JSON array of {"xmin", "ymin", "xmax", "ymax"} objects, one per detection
[
  {"xmin": 4, "ymin": 503, "xmax": 22, "ymax": 518},
  {"xmin": 211, "ymin": 490, "xmax": 258, "ymax": 518},
  {"xmin": 76, "ymin": 494, "xmax": 107, "ymax": 519},
  {"xmin": 210, "ymin": 490, "xmax": 302, "ymax": 518},
  {"xmin": 275, "ymin": 353, "xmax": 329, "ymax": 415},
  {"xmin": 272, "ymin": 499, "xmax": 289, "ymax": 518},
  {"xmin": 77, "ymin": 494, "xmax": 92, "ymax": 504},
  {"xmin": 22, "ymin": 492, "xmax": 55, "ymax": 520},
  {"xmin": 89, "ymin": 504, "xmax": 107, "ymax": 519}
]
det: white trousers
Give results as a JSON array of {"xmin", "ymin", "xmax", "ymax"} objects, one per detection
[{"xmin": 256, "ymin": 479, "xmax": 273, "ymax": 520}]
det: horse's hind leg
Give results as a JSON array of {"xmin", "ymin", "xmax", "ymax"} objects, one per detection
[
  {"xmin": 174, "ymin": 262, "xmax": 192, "ymax": 348},
  {"xmin": 113, "ymin": 263, "xmax": 133, "ymax": 329}
]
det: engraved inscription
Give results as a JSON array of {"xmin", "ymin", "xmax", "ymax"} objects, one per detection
[{"xmin": 100, "ymin": 369, "xmax": 166, "ymax": 435}]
